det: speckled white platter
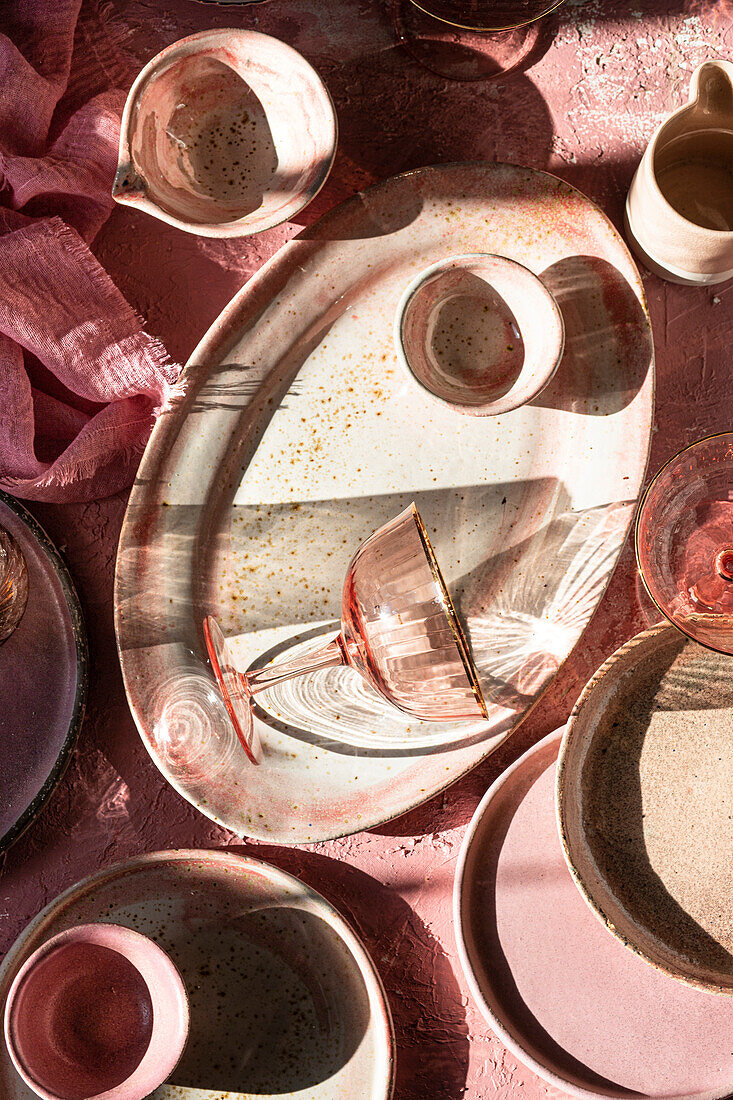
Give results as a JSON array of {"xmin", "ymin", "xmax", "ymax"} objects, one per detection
[
  {"xmin": 0, "ymin": 851, "xmax": 395, "ymax": 1099},
  {"xmin": 115, "ymin": 163, "xmax": 654, "ymax": 843}
]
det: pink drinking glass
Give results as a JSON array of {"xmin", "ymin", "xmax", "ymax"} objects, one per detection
[
  {"xmin": 204, "ymin": 503, "xmax": 488, "ymax": 764},
  {"xmin": 390, "ymin": 0, "xmax": 562, "ymax": 83},
  {"xmin": 636, "ymin": 431, "xmax": 733, "ymax": 654}
]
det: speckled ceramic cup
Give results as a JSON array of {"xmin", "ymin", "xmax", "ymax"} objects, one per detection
[
  {"xmin": 394, "ymin": 253, "xmax": 564, "ymax": 416},
  {"xmin": 4, "ymin": 923, "xmax": 189, "ymax": 1100}
]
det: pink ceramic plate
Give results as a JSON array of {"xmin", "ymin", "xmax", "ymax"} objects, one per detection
[
  {"xmin": 0, "ymin": 851, "xmax": 394, "ymax": 1100},
  {"xmin": 0, "ymin": 491, "xmax": 87, "ymax": 855},
  {"xmin": 455, "ymin": 729, "xmax": 733, "ymax": 1099},
  {"xmin": 115, "ymin": 163, "xmax": 654, "ymax": 844}
]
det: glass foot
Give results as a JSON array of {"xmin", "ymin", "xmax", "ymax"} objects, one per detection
[{"xmin": 203, "ymin": 616, "xmax": 261, "ymax": 765}]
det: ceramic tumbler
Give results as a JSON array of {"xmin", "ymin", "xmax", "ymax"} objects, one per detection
[{"xmin": 625, "ymin": 60, "xmax": 733, "ymax": 285}]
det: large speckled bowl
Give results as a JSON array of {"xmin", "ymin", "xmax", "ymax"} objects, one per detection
[
  {"xmin": 113, "ymin": 29, "xmax": 337, "ymax": 238},
  {"xmin": 0, "ymin": 851, "xmax": 394, "ymax": 1099},
  {"xmin": 558, "ymin": 624, "xmax": 733, "ymax": 995}
]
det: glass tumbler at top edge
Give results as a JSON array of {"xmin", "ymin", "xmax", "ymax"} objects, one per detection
[{"xmin": 406, "ymin": 0, "xmax": 567, "ymax": 31}]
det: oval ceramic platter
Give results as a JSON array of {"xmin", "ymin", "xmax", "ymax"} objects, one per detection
[
  {"xmin": 455, "ymin": 729, "xmax": 733, "ymax": 1100},
  {"xmin": 115, "ymin": 163, "xmax": 654, "ymax": 843},
  {"xmin": 0, "ymin": 850, "xmax": 395, "ymax": 1099},
  {"xmin": 0, "ymin": 491, "xmax": 87, "ymax": 854}
]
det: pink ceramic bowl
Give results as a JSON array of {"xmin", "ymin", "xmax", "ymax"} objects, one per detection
[
  {"xmin": 394, "ymin": 253, "xmax": 564, "ymax": 416},
  {"xmin": 4, "ymin": 923, "xmax": 189, "ymax": 1100}
]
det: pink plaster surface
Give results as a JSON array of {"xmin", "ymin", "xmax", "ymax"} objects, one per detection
[{"xmin": 1, "ymin": 1, "xmax": 732, "ymax": 1097}]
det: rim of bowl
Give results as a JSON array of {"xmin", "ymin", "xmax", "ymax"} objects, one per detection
[
  {"xmin": 114, "ymin": 27, "xmax": 338, "ymax": 239},
  {"xmin": 405, "ymin": 0, "xmax": 567, "ymax": 32},
  {"xmin": 393, "ymin": 252, "xmax": 564, "ymax": 416},
  {"xmin": 4, "ymin": 922, "xmax": 190, "ymax": 1100},
  {"xmin": 634, "ymin": 429, "xmax": 733, "ymax": 655},
  {"xmin": 556, "ymin": 623, "xmax": 733, "ymax": 996}
]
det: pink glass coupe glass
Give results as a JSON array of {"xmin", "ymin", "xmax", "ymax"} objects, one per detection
[
  {"xmin": 636, "ymin": 431, "xmax": 733, "ymax": 654},
  {"xmin": 204, "ymin": 503, "xmax": 488, "ymax": 764}
]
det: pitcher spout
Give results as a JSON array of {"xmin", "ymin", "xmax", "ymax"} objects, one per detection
[{"xmin": 112, "ymin": 164, "xmax": 146, "ymax": 204}]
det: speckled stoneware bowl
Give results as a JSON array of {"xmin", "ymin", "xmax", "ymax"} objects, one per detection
[
  {"xmin": 394, "ymin": 254, "xmax": 564, "ymax": 416},
  {"xmin": 0, "ymin": 851, "xmax": 394, "ymax": 1099},
  {"xmin": 4, "ymin": 923, "xmax": 188, "ymax": 1100},
  {"xmin": 113, "ymin": 29, "xmax": 337, "ymax": 238},
  {"xmin": 557, "ymin": 623, "xmax": 733, "ymax": 995}
]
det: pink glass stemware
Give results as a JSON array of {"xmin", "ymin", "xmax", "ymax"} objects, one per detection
[
  {"xmin": 204, "ymin": 503, "xmax": 487, "ymax": 764},
  {"xmin": 636, "ymin": 431, "xmax": 733, "ymax": 654},
  {"xmin": 390, "ymin": 0, "xmax": 560, "ymax": 83}
]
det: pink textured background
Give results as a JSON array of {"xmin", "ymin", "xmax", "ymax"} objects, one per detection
[{"xmin": 2, "ymin": 1, "xmax": 732, "ymax": 1096}]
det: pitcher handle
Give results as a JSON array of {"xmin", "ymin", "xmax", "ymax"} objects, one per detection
[{"xmin": 689, "ymin": 59, "xmax": 733, "ymax": 115}]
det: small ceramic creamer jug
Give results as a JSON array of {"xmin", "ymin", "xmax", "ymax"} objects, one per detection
[{"xmin": 625, "ymin": 60, "xmax": 733, "ymax": 285}]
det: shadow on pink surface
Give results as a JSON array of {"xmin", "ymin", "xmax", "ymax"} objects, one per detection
[{"xmin": 228, "ymin": 844, "xmax": 471, "ymax": 1099}]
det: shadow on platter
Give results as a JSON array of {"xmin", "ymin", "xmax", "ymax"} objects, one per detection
[{"xmin": 533, "ymin": 255, "xmax": 652, "ymax": 416}]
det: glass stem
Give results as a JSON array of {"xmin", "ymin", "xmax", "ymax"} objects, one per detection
[{"xmin": 245, "ymin": 634, "xmax": 347, "ymax": 696}]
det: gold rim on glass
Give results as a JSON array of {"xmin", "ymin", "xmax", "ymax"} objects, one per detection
[
  {"xmin": 411, "ymin": 505, "xmax": 489, "ymax": 719},
  {"xmin": 406, "ymin": 0, "xmax": 566, "ymax": 33}
]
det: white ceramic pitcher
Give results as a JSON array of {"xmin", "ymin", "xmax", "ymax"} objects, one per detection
[{"xmin": 625, "ymin": 60, "xmax": 733, "ymax": 285}]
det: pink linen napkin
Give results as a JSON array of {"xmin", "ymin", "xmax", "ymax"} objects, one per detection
[{"xmin": 0, "ymin": 0, "xmax": 179, "ymax": 502}]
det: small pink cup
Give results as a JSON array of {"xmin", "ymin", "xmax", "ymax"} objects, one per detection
[
  {"xmin": 394, "ymin": 253, "xmax": 565, "ymax": 417},
  {"xmin": 4, "ymin": 923, "xmax": 189, "ymax": 1100}
]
